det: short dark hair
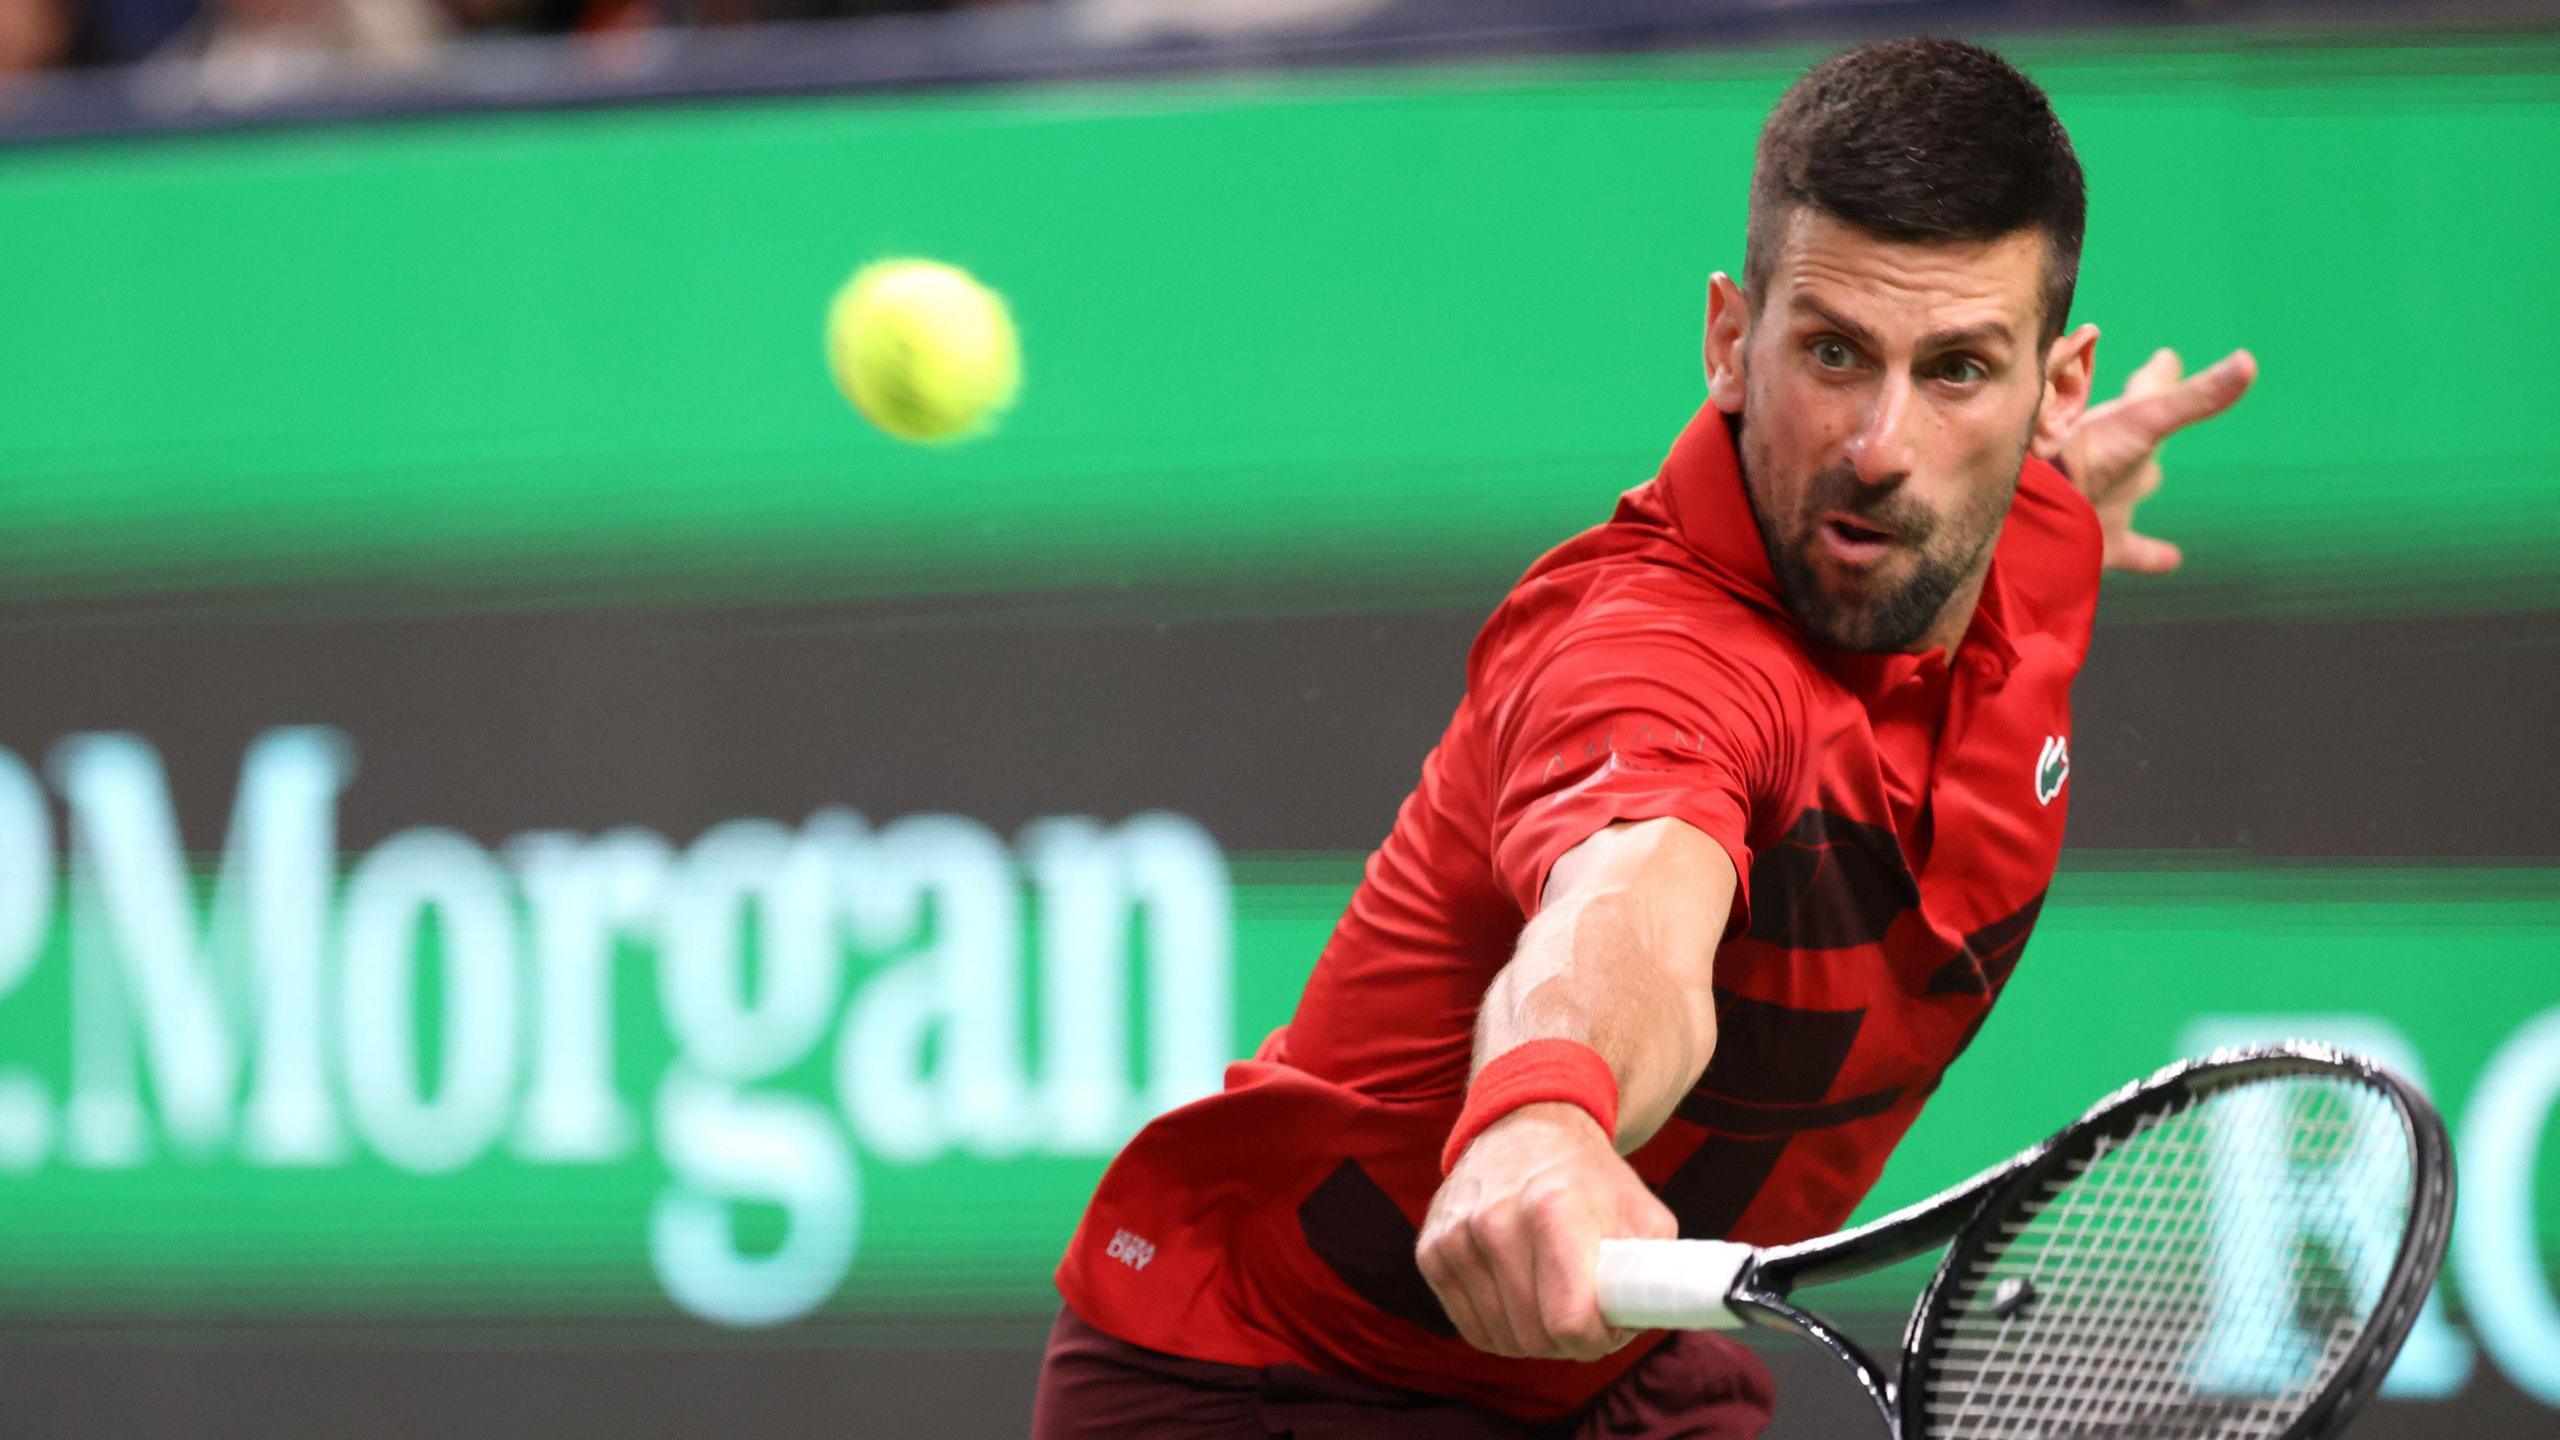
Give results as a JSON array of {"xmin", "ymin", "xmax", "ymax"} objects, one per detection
[{"xmin": 1743, "ymin": 38, "xmax": 2086, "ymax": 344}]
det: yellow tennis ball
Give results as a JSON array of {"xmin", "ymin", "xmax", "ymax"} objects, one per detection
[{"xmin": 825, "ymin": 258, "xmax": 1021, "ymax": 444}]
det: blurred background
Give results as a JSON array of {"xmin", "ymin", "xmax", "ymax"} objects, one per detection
[{"xmin": 1, "ymin": 0, "xmax": 2555, "ymax": 1435}]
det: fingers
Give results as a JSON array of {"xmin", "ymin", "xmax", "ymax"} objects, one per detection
[
  {"xmin": 1475, "ymin": 1210, "xmax": 1553, "ymax": 1355},
  {"xmin": 1604, "ymin": 1193, "xmax": 1682, "ymax": 1352},
  {"xmin": 2109, "ymin": 530, "xmax": 2184, "ymax": 576},
  {"xmin": 1420, "ymin": 1170, "xmax": 1649, "ymax": 1358},
  {"xmin": 1626, "ymin": 1189, "xmax": 1679, "ymax": 1243},
  {"xmin": 1421, "ymin": 1207, "xmax": 1553, "ymax": 1356},
  {"xmin": 1423, "ymin": 1192, "xmax": 1548, "ymax": 1356},
  {"xmin": 2124, "ymin": 345, "xmax": 2185, "ymax": 399},
  {"xmin": 2054, "ymin": 345, "xmax": 2252, "ymax": 574},
  {"xmin": 1528, "ymin": 1192, "xmax": 1620, "ymax": 1362},
  {"xmin": 2112, "ymin": 348, "xmax": 2257, "ymax": 441},
  {"xmin": 1420, "ymin": 1213, "xmax": 1515, "ymax": 1354},
  {"xmin": 1420, "ymin": 1241, "xmax": 1497, "ymax": 1352}
]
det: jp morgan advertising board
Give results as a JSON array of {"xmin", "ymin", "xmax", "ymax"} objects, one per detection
[
  {"xmin": 0, "ymin": 717, "xmax": 2555, "ymax": 1426},
  {"xmin": 0, "ymin": 725, "xmax": 1233, "ymax": 1329}
]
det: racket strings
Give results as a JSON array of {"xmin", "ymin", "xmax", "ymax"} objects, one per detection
[{"xmin": 1916, "ymin": 1076, "xmax": 2413, "ymax": 1439}]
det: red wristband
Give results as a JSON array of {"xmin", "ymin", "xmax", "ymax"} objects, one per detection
[{"xmin": 1439, "ymin": 1039, "xmax": 1620, "ymax": 1176}]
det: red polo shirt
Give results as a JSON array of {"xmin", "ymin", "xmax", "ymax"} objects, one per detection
[{"xmin": 1055, "ymin": 403, "xmax": 2102, "ymax": 1421}]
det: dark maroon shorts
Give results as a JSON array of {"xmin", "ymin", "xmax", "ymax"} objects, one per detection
[{"xmin": 1029, "ymin": 1307, "xmax": 1775, "ymax": 1440}]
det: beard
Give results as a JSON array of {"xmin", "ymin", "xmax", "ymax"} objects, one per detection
[{"xmin": 1741, "ymin": 421, "xmax": 2023, "ymax": 654}]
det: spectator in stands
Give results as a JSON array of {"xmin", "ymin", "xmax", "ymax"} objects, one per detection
[
  {"xmin": 84, "ymin": 0, "xmax": 203, "ymax": 64},
  {"xmin": 0, "ymin": 0, "xmax": 70, "ymax": 80},
  {"xmin": 2, "ymin": 0, "xmax": 1020, "ymax": 83},
  {"xmin": 145, "ymin": 0, "xmax": 447, "ymax": 105}
]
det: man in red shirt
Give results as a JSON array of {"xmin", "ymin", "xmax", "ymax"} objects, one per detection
[{"xmin": 1037, "ymin": 37, "xmax": 2255, "ymax": 1439}]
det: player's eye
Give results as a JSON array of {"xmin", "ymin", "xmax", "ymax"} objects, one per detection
[
  {"xmin": 1809, "ymin": 338, "xmax": 1857, "ymax": 371},
  {"xmin": 1935, "ymin": 356, "xmax": 1988, "ymax": 386}
]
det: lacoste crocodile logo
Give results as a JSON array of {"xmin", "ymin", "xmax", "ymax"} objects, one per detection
[{"xmin": 2035, "ymin": 735, "xmax": 2070, "ymax": 806}]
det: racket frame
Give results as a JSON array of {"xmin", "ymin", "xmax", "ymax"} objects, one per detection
[
  {"xmin": 1689, "ymin": 1042, "xmax": 2455, "ymax": 1440},
  {"xmin": 1892, "ymin": 1042, "xmax": 2454, "ymax": 1440}
]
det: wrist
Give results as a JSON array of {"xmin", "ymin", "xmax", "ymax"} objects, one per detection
[
  {"xmin": 1440, "ymin": 1039, "xmax": 1621, "ymax": 1176},
  {"xmin": 1476, "ymin": 1100, "xmax": 1612, "ymax": 1149}
]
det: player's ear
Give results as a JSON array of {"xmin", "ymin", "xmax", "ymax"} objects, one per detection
[
  {"xmin": 2032, "ymin": 322, "xmax": 2100, "ymax": 458},
  {"xmin": 1705, "ymin": 272, "xmax": 1750, "ymax": 413}
]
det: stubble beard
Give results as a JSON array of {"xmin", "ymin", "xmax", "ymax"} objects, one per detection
[{"xmin": 1740, "ymin": 419, "xmax": 2024, "ymax": 655}]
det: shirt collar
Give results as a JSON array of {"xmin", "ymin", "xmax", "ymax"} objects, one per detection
[{"xmin": 1652, "ymin": 402, "xmax": 1786, "ymax": 614}]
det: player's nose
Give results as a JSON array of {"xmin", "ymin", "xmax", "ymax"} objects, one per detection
[{"xmin": 1846, "ymin": 374, "xmax": 1919, "ymax": 488}]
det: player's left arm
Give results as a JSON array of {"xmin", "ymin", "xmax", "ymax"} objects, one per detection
[{"xmin": 2034, "ymin": 323, "xmax": 2258, "ymax": 575}]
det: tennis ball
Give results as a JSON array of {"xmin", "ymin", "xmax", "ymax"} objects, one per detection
[{"xmin": 825, "ymin": 258, "xmax": 1021, "ymax": 444}]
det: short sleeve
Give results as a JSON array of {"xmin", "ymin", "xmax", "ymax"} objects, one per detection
[{"xmin": 1489, "ymin": 611, "xmax": 1797, "ymax": 922}]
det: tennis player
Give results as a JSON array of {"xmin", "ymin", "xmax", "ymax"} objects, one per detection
[{"xmin": 1036, "ymin": 37, "xmax": 2255, "ymax": 1439}]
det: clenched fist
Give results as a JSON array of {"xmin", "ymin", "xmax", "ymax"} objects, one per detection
[{"xmin": 1417, "ymin": 1101, "xmax": 1678, "ymax": 1360}]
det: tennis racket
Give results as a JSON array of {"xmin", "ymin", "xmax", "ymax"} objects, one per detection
[{"xmin": 1595, "ymin": 1042, "xmax": 2454, "ymax": 1439}]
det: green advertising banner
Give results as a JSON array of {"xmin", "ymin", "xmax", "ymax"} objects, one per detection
[{"xmin": 0, "ymin": 35, "xmax": 2555, "ymax": 623}]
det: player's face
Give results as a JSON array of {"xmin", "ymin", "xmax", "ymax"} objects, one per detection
[{"xmin": 1711, "ymin": 211, "xmax": 2053, "ymax": 654}]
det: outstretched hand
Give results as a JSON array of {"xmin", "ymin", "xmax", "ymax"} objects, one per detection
[
  {"xmin": 1418, "ymin": 1103, "xmax": 1674, "ymax": 1361},
  {"xmin": 2038, "ymin": 347, "xmax": 2257, "ymax": 575}
]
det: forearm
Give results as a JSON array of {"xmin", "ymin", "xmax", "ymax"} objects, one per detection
[
  {"xmin": 1422, "ymin": 817, "xmax": 1730, "ymax": 1361},
  {"xmin": 1471, "ymin": 823, "xmax": 1730, "ymax": 1152}
]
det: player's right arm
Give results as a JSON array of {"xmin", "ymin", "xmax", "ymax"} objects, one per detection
[{"xmin": 1415, "ymin": 814, "xmax": 1735, "ymax": 1363}]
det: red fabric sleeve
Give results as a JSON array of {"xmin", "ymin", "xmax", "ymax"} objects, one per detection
[{"xmin": 1489, "ymin": 612, "xmax": 1797, "ymax": 923}]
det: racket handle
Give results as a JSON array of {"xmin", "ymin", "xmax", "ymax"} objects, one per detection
[{"xmin": 1594, "ymin": 1239, "xmax": 1754, "ymax": 1331}]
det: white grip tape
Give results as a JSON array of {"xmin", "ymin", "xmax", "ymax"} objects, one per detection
[{"xmin": 1594, "ymin": 1239, "xmax": 1754, "ymax": 1331}]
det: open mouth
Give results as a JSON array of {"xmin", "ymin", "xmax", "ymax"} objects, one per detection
[{"xmin": 1819, "ymin": 513, "xmax": 1900, "ymax": 565}]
